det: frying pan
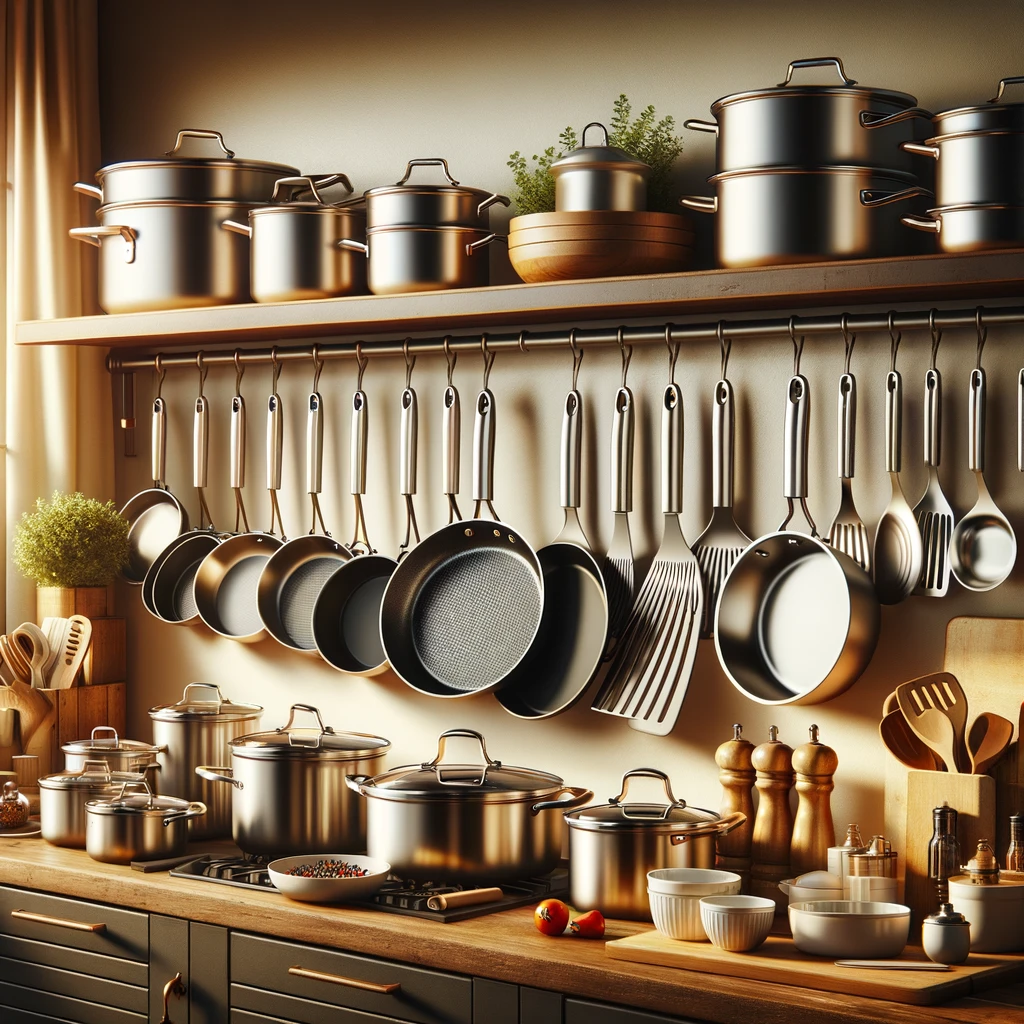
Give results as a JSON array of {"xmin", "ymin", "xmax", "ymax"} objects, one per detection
[
  {"xmin": 312, "ymin": 369, "xmax": 419, "ymax": 675},
  {"xmin": 259, "ymin": 357, "xmax": 351, "ymax": 652},
  {"xmin": 714, "ymin": 368, "xmax": 880, "ymax": 705},
  {"xmin": 120, "ymin": 380, "xmax": 188, "ymax": 584},
  {"xmin": 193, "ymin": 374, "xmax": 286, "ymax": 642},
  {"xmin": 380, "ymin": 346, "xmax": 544, "ymax": 698},
  {"xmin": 497, "ymin": 354, "xmax": 608, "ymax": 718}
]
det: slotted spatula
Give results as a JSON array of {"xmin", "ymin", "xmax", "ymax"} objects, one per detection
[
  {"xmin": 49, "ymin": 615, "xmax": 92, "ymax": 690},
  {"xmin": 895, "ymin": 672, "xmax": 969, "ymax": 773}
]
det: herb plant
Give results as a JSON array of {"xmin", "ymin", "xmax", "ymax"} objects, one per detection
[
  {"xmin": 507, "ymin": 95, "xmax": 683, "ymax": 216},
  {"xmin": 13, "ymin": 491, "xmax": 129, "ymax": 587}
]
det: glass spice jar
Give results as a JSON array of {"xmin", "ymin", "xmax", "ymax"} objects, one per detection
[
  {"xmin": 1007, "ymin": 815, "xmax": 1024, "ymax": 871},
  {"xmin": 0, "ymin": 781, "xmax": 30, "ymax": 829}
]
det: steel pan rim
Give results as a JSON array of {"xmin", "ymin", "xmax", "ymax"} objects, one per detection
[
  {"xmin": 120, "ymin": 488, "xmax": 188, "ymax": 584},
  {"xmin": 147, "ymin": 529, "xmax": 221, "ymax": 623}
]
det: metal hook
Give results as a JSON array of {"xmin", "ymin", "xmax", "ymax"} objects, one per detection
[
  {"xmin": 887, "ymin": 310, "xmax": 901, "ymax": 373},
  {"xmin": 789, "ymin": 316, "xmax": 805, "ymax": 376},
  {"xmin": 311, "ymin": 344, "xmax": 324, "ymax": 392},
  {"xmin": 976, "ymin": 306, "xmax": 988, "ymax": 369},
  {"xmin": 154, "ymin": 354, "xmax": 166, "ymax": 398},
  {"xmin": 270, "ymin": 346, "xmax": 282, "ymax": 393},
  {"xmin": 196, "ymin": 352, "xmax": 208, "ymax": 397},
  {"xmin": 665, "ymin": 323, "xmax": 679, "ymax": 383},
  {"xmin": 518, "ymin": 329, "xmax": 529, "ymax": 356},
  {"xmin": 403, "ymin": 337, "xmax": 416, "ymax": 390},
  {"xmin": 617, "ymin": 326, "xmax": 632, "ymax": 388},
  {"xmin": 355, "ymin": 341, "xmax": 368, "ymax": 391},
  {"xmin": 929, "ymin": 308, "xmax": 942, "ymax": 371},
  {"xmin": 840, "ymin": 313, "xmax": 856, "ymax": 375},
  {"xmin": 569, "ymin": 329, "xmax": 584, "ymax": 391},
  {"xmin": 233, "ymin": 350, "xmax": 244, "ymax": 395},
  {"xmin": 480, "ymin": 334, "xmax": 495, "ymax": 390},
  {"xmin": 444, "ymin": 336, "xmax": 457, "ymax": 385},
  {"xmin": 717, "ymin": 321, "xmax": 732, "ymax": 381}
]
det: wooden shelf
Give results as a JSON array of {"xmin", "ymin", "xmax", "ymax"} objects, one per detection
[{"xmin": 16, "ymin": 250, "xmax": 1024, "ymax": 349}]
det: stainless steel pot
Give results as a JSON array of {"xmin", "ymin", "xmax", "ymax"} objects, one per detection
[
  {"xmin": 364, "ymin": 158, "xmax": 509, "ymax": 229},
  {"xmin": 38, "ymin": 761, "xmax": 144, "ymax": 849},
  {"xmin": 903, "ymin": 132, "xmax": 1024, "ymax": 207},
  {"xmin": 85, "ymin": 780, "xmax": 205, "ymax": 864},
  {"xmin": 680, "ymin": 167, "xmax": 932, "ymax": 268},
  {"xmin": 339, "ymin": 226, "xmax": 503, "ymax": 295},
  {"xmin": 683, "ymin": 57, "xmax": 928, "ymax": 174},
  {"xmin": 345, "ymin": 729, "xmax": 593, "ymax": 883},
  {"xmin": 565, "ymin": 769, "xmax": 747, "ymax": 921},
  {"xmin": 73, "ymin": 128, "xmax": 297, "ymax": 206},
  {"xmin": 195, "ymin": 704, "xmax": 389, "ymax": 858},
  {"xmin": 70, "ymin": 199, "xmax": 252, "ymax": 313},
  {"xmin": 549, "ymin": 122, "xmax": 651, "ymax": 211},
  {"xmin": 867, "ymin": 77, "xmax": 1024, "ymax": 137},
  {"xmin": 902, "ymin": 204, "xmax": 1024, "ymax": 252},
  {"xmin": 63, "ymin": 727, "xmax": 163, "ymax": 780},
  {"xmin": 148, "ymin": 683, "xmax": 263, "ymax": 839}
]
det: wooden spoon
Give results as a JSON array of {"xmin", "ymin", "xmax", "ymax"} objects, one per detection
[
  {"xmin": 967, "ymin": 712, "xmax": 1014, "ymax": 775},
  {"xmin": 895, "ymin": 672, "xmax": 970, "ymax": 773},
  {"xmin": 880, "ymin": 708, "xmax": 944, "ymax": 770},
  {"xmin": 0, "ymin": 636, "xmax": 30, "ymax": 684}
]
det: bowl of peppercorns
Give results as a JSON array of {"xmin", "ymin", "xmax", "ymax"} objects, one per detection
[{"xmin": 268, "ymin": 854, "xmax": 391, "ymax": 903}]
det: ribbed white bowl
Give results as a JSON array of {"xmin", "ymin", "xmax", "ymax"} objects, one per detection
[
  {"xmin": 647, "ymin": 868, "xmax": 742, "ymax": 897},
  {"xmin": 700, "ymin": 895, "xmax": 775, "ymax": 952},
  {"xmin": 648, "ymin": 890, "xmax": 708, "ymax": 940}
]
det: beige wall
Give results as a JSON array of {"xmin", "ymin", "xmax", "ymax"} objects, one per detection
[{"xmin": 96, "ymin": 0, "xmax": 1024, "ymax": 843}]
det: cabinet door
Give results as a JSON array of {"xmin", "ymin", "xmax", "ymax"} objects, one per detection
[
  {"xmin": 151, "ymin": 914, "xmax": 190, "ymax": 1024},
  {"xmin": 520, "ymin": 987, "xmax": 562, "ymax": 1024},
  {"xmin": 190, "ymin": 922, "xmax": 229, "ymax": 1024},
  {"xmin": 565, "ymin": 999, "xmax": 703, "ymax": 1024},
  {"xmin": 474, "ymin": 978, "xmax": 517, "ymax": 1024}
]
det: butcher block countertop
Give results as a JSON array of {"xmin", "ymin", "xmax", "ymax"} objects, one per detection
[{"xmin": 1, "ymin": 838, "xmax": 1023, "ymax": 1024}]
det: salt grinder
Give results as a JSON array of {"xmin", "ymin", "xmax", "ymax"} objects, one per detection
[
  {"xmin": 750, "ymin": 725, "xmax": 794, "ymax": 908},
  {"xmin": 790, "ymin": 724, "xmax": 838, "ymax": 875},
  {"xmin": 715, "ymin": 723, "xmax": 756, "ymax": 890},
  {"xmin": 928, "ymin": 804, "xmax": 960, "ymax": 905}
]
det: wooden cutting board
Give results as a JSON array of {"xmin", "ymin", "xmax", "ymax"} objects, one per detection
[{"xmin": 605, "ymin": 929, "xmax": 1024, "ymax": 1005}]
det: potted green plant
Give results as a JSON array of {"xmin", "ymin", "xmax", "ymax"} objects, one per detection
[{"xmin": 13, "ymin": 491, "xmax": 129, "ymax": 620}]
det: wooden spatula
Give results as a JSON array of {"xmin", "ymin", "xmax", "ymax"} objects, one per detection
[
  {"xmin": 967, "ymin": 712, "xmax": 1014, "ymax": 775},
  {"xmin": 895, "ymin": 672, "xmax": 970, "ymax": 773},
  {"xmin": 880, "ymin": 709, "xmax": 944, "ymax": 770},
  {"xmin": 49, "ymin": 615, "xmax": 92, "ymax": 690}
]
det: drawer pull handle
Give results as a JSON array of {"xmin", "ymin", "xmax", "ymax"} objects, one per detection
[
  {"xmin": 11, "ymin": 909, "xmax": 107, "ymax": 933},
  {"xmin": 160, "ymin": 971, "xmax": 186, "ymax": 1023},
  {"xmin": 288, "ymin": 965, "xmax": 401, "ymax": 995}
]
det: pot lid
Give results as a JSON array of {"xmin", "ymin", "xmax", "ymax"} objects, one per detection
[
  {"xmin": 924, "ymin": 902, "xmax": 969, "ymax": 926},
  {"xmin": 230, "ymin": 704, "xmax": 390, "ymax": 761},
  {"xmin": 85, "ymin": 780, "xmax": 191, "ymax": 816},
  {"xmin": 364, "ymin": 157, "xmax": 504, "ymax": 202},
  {"xmin": 251, "ymin": 173, "xmax": 363, "ymax": 213},
  {"xmin": 791, "ymin": 870, "xmax": 843, "ymax": 890},
  {"xmin": 38, "ymin": 760, "xmax": 144, "ymax": 791},
  {"xmin": 62, "ymin": 726, "xmax": 160, "ymax": 755},
  {"xmin": 354, "ymin": 729, "xmax": 565, "ymax": 801},
  {"xmin": 932, "ymin": 77, "xmax": 1024, "ymax": 134},
  {"xmin": 550, "ymin": 123, "xmax": 651, "ymax": 178},
  {"xmin": 149, "ymin": 683, "xmax": 263, "ymax": 722}
]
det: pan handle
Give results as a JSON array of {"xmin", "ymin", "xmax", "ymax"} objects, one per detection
[
  {"xmin": 661, "ymin": 385, "xmax": 683, "ymax": 515},
  {"xmin": 837, "ymin": 373, "xmax": 856, "ymax": 481},
  {"xmin": 668, "ymin": 811, "xmax": 748, "ymax": 845},
  {"xmin": 194, "ymin": 396, "xmax": 209, "ymax": 490},
  {"xmin": 307, "ymin": 392, "xmax": 324, "ymax": 497},
  {"xmin": 901, "ymin": 213, "xmax": 941, "ymax": 233},
  {"xmin": 267, "ymin": 393, "xmax": 283, "ymax": 492},
  {"xmin": 165, "ymin": 129, "xmax": 234, "ymax": 158},
  {"xmin": 472, "ymin": 389, "xmax": 497, "ymax": 519},
  {"xmin": 162, "ymin": 801, "xmax": 206, "ymax": 827},
  {"xmin": 231, "ymin": 394, "xmax": 246, "ymax": 488},
  {"xmin": 611, "ymin": 387, "xmax": 634, "ymax": 514},
  {"xmin": 712, "ymin": 379, "xmax": 735, "ymax": 507},
  {"xmin": 152, "ymin": 398, "xmax": 168, "ymax": 488},
  {"xmin": 969, "ymin": 367, "xmax": 986, "ymax": 474},
  {"xmin": 195, "ymin": 766, "xmax": 242, "ymax": 790},
  {"xmin": 899, "ymin": 141, "xmax": 940, "ymax": 159},
  {"xmin": 531, "ymin": 787, "xmax": 593, "ymax": 815},
  {"xmin": 442, "ymin": 385, "xmax": 461, "ymax": 520},
  {"xmin": 400, "ymin": 389, "xmax": 418, "ymax": 498},
  {"xmin": 683, "ymin": 118, "xmax": 719, "ymax": 136},
  {"xmin": 885, "ymin": 371, "xmax": 903, "ymax": 474},
  {"xmin": 476, "ymin": 192, "xmax": 511, "ymax": 217},
  {"xmin": 350, "ymin": 390, "xmax": 367, "ymax": 496},
  {"xmin": 781, "ymin": 374, "xmax": 815, "ymax": 534},
  {"xmin": 924, "ymin": 368, "xmax": 942, "ymax": 469},
  {"xmin": 561, "ymin": 390, "xmax": 583, "ymax": 511}
]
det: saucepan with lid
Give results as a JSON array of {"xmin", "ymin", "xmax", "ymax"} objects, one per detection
[
  {"xmin": 62, "ymin": 727, "xmax": 163, "ymax": 781},
  {"xmin": 549, "ymin": 122, "xmax": 651, "ymax": 211},
  {"xmin": 38, "ymin": 761, "xmax": 145, "ymax": 848},
  {"xmin": 565, "ymin": 768, "xmax": 746, "ymax": 920}
]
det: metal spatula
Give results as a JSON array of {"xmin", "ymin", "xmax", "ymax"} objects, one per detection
[
  {"xmin": 603, "ymin": 385, "xmax": 636, "ymax": 647},
  {"xmin": 913, "ymin": 368, "xmax": 954, "ymax": 596},
  {"xmin": 826, "ymin": 372, "xmax": 870, "ymax": 574}
]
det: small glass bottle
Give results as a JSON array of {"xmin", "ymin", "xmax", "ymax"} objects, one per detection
[
  {"xmin": 1007, "ymin": 814, "xmax": 1024, "ymax": 871},
  {"xmin": 928, "ymin": 804, "xmax": 960, "ymax": 905},
  {"xmin": 0, "ymin": 781, "xmax": 30, "ymax": 829}
]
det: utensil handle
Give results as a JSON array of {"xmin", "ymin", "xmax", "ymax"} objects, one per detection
[
  {"xmin": 713, "ymin": 379, "xmax": 736, "ymax": 506},
  {"xmin": 442, "ymin": 385, "xmax": 461, "ymax": 498},
  {"xmin": 179, "ymin": 682, "xmax": 224, "ymax": 706},
  {"xmin": 778, "ymin": 57, "xmax": 856, "ymax": 87},
  {"xmin": 193, "ymin": 396, "xmax": 209, "ymax": 489},
  {"xmin": 266, "ymin": 393, "xmax": 283, "ymax": 491},
  {"xmin": 611, "ymin": 387, "xmax": 634, "ymax": 514},
  {"xmin": 669, "ymin": 810, "xmax": 748, "ymax": 844},
  {"xmin": 400, "ymin": 388, "xmax": 418, "ymax": 497},
  {"xmin": 560, "ymin": 390, "xmax": 582, "ymax": 510},
  {"xmin": 837, "ymin": 373, "xmax": 856, "ymax": 480},
  {"xmin": 473, "ymin": 389, "xmax": 496, "ymax": 505},
  {"xmin": 230, "ymin": 395, "xmax": 246, "ymax": 489},
  {"xmin": 350, "ymin": 390, "xmax": 367, "ymax": 496},
  {"xmin": 924, "ymin": 368, "xmax": 941, "ymax": 468},
  {"xmin": 306, "ymin": 392, "xmax": 323, "ymax": 496},
  {"xmin": 885, "ymin": 371, "xmax": 903, "ymax": 474},
  {"xmin": 220, "ymin": 219, "xmax": 251, "ymax": 238},
  {"xmin": 969, "ymin": 367, "xmax": 986, "ymax": 473},
  {"xmin": 662, "ymin": 384, "xmax": 683, "ymax": 515},
  {"xmin": 152, "ymin": 398, "xmax": 167, "ymax": 486},
  {"xmin": 784, "ymin": 375, "xmax": 809, "ymax": 499}
]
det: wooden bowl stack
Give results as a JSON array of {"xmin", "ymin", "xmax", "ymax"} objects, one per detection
[{"xmin": 508, "ymin": 210, "xmax": 695, "ymax": 282}]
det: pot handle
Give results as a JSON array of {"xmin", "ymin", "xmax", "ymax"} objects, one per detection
[
  {"xmin": 345, "ymin": 773, "xmax": 372, "ymax": 795},
  {"xmin": 336, "ymin": 238, "xmax": 369, "ymax": 256},
  {"xmin": 395, "ymin": 157, "xmax": 459, "ymax": 187},
  {"xmin": 668, "ymin": 810, "xmax": 748, "ymax": 846},
  {"xmin": 272, "ymin": 174, "xmax": 354, "ymax": 205},
  {"xmin": 176, "ymin": 682, "xmax": 225, "ymax": 708},
  {"xmin": 679, "ymin": 195, "xmax": 717, "ymax": 214},
  {"xmin": 859, "ymin": 186, "xmax": 933, "ymax": 208},
  {"xmin": 422, "ymin": 729, "xmax": 500, "ymax": 785},
  {"xmin": 79, "ymin": 760, "xmax": 114, "ymax": 781},
  {"xmin": 195, "ymin": 766, "xmax": 242, "ymax": 790},
  {"xmin": 279, "ymin": 704, "xmax": 332, "ymax": 747},
  {"xmin": 162, "ymin": 801, "xmax": 206, "ymax": 827},
  {"xmin": 608, "ymin": 768, "xmax": 686, "ymax": 819},
  {"xmin": 221, "ymin": 219, "xmax": 252, "ymax": 238},
  {"xmin": 778, "ymin": 57, "xmax": 856, "ymax": 88},
  {"xmin": 531, "ymin": 786, "xmax": 594, "ymax": 815},
  {"xmin": 683, "ymin": 119, "xmax": 719, "ymax": 136},
  {"xmin": 476, "ymin": 192, "xmax": 511, "ymax": 217},
  {"xmin": 465, "ymin": 233, "xmax": 506, "ymax": 256},
  {"xmin": 991, "ymin": 76, "xmax": 1024, "ymax": 102},
  {"xmin": 859, "ymin": 107, "xmax": 934, "ymax": 129},
  {"xmin": 165, "ymin": 129, "xmax": 234, "ymax": 158},
  {"xmin": 901, "ymin": 213, "xmax": 941, "ymax": 233},
  {"xmin": 69, "ymin": 225, "xmax": 136, "ymax": 263},
  {"xmin": 900, "ymin": 141, "xmax": 940, "ymax": 159},
  {"xmin": 73, "ymin": 182, "xmax": 103, "ymax": 201}
]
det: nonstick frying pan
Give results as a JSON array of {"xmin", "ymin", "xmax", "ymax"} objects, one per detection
[{"xmin": 380, "ymin": 344, "xmax": 544, "ymax": 698}]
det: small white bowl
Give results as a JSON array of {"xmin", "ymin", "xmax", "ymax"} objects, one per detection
[
  {"xmin": 699, "ymin": 895, "xmax": 775, "ymax": 952},
  {"xmin": 647, "ymin": 868, "xmax": 742, "ymax": 897},
  {"xmin": 268, "ymin": 855, "xmax": 391, "ymax": 904},
  {"xmin": 788, "ymin": 900, "xmax": 911, "ymax": 959},
  {"xmin": 648, "ymin": 889, "xmax": 708, "ymax": 940}
]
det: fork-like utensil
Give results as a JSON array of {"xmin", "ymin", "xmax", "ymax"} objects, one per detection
[
  {"xmin": 827, "ymin": 372, "xmax": 871, "ymax": 574},
  {"xmin": 603, "ymin": 385, "xmax": 636, "ymax": 647},
  {"xmin": 895, "ymin": 671, "xmax": 970, "ymax": 773},
  {"xmin": 913, "ymin": 368, "xmax": 954, "ymax": 597}
]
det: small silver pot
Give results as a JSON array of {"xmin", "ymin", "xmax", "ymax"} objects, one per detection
[
  {"xmin": 903, "ymin": 131, "xmax": 1024, "ymax": 207},
  {"xmin": 549, "ymin": 123, "xmax": 651, "ymax": 212},
  {"xmin": 38, "ymin": 761, "xmax": 144, "ymax": 849},
  {"xmin": 63, "ymin": 727, "xmax": 163, "ymax": 781},
  {"xmin": 902, "ymin": 204, "xmax": 1024, "ymax": 252},
  {"xmin": 85, "ymin": 780, "xmax": 205, "ymax": 864},
  {"xmin": 565, "ymin": 769, "xmax": 746, "ymax": 921},
  {"xmin": 339, "ymin": 226, "xmax": 503, "ymax": 295}
]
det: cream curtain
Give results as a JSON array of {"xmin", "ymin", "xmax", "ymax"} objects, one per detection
[{"xmin": 4, "ymin": 0, "xmax": 114, "ymax": 629}]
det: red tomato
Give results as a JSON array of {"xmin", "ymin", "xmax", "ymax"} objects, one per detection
[
  {"xmin": 534, "ymin": 898, "xmax": 570, "ymax": 936},
  {"xmin": 570, "ymin": 909, "xmax": 606, "ymax": 938}
]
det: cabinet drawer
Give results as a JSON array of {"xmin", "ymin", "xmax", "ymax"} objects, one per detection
[
  {"xmin": 233, "ymin": 982, "xmax": 417, "ymax": 1023},
  {"xmin": 0, "ymin": 978, "xmax": 146, "ymax": 1024},
  {"xmin": 0, "ymin": 955, "xmax": 147, "ymax": 1014},
  {"xmin": 233, "ymin": 1012, "xmax": 296, "ymax": 1024},
  {"xmin": 232, "ymin": 932, "xmax": 472, "ymax": 1024},
  {"xmin": 0, "ymin": 933, "xmax": 147, "ymax": 986},
  {"xmin": 566, "ymin": 999, "xmax": 701, "ymax": 1024},
  {"xmin": 0, "ymin": 886, "xmax": 148, "ymax": 962},
  {"xmin": 4, "ymin": 1006, "xmax": 82, "ymax": 1024}
]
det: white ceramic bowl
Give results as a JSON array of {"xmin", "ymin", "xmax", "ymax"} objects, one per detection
[
  {"xmin": 268, "ymin": 855, "xmax": 391, "ymax": 904},
  {"xmin": 778, "ymin": 875, "xmax": 843, "ymax": 905},
  {"xmin": 788, "ymin": 900, "xmax": 911, "ymax": 959},
  {"xmin": 648, "ymin": 889, "xmax": 708, "ymax": 940},
  {"xmin": 699, "ymin": 895, "xmax": 775, "ymax": 952},
  {"xmin": 647, "ymin": 868, "xmax": 742, "ymax": 897}
]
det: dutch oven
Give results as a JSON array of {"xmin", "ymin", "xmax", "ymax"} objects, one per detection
[{"xmin": 549, "ymin": 122, "xmax": 651, "ymax": 211}]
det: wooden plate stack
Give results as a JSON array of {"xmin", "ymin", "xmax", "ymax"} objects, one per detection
[{"xmin": 508, "ymin": 211, "xmax": 695, "ymax": 283}]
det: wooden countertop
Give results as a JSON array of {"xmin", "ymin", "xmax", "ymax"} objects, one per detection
[{"xmin": 1, "ymin": 838, "xmax": 1023, "ymax": 1024}]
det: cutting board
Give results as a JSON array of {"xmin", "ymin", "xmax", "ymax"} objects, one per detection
[{"xmin": 605, "ymin": 930, "xmax": 1024, "ymax": 1005}]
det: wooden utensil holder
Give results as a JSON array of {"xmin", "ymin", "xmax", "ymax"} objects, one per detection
[
  {"xmin": 35, "ymin": 682, "xmax": 127, "ymax": 776},
  {"xmin": 35, "ymin": 585, "xmax": 125, "ymax": 686}
]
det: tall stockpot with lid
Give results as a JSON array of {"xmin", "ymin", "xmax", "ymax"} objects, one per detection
[
  {"xmin": 565, "ymin": 769, "xmax": 746, "ymax": 920},
  {"xmin": 148, "ymin": 683, "xmax": 263, "ymax": 839},
  {"xmin": 196, "ymin": 704, "xmax": 390, "ymax": 858}
]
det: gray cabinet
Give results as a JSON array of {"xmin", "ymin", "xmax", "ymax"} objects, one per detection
[{"xmin": 566, "ymin": 998, "xmax": 703, "ymax": 1024}]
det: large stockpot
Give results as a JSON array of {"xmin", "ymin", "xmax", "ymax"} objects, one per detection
[
  {"xmin": 683, "ymin": 57, "xmax": 928, "ymax": 174},
  {"xmin": 62, "ymin": 727, "xmax": 162, "ymax": 781},
  {"xmin": 38, "ymin": 761, "xmax": 145, "ymax": 849},
  {"xmin": 339, "ymin": 225, "xmax": 503, "ymax": 295},
  {"xmin": 902, "ymin": 204, "xmax": 1024, "ymax": 252},
  {"xmin": 345, "ymin": 729, "xmax": 593, "ymax": 883},
  {"xmin": 195, "ymin": 704, "xmax": 390, "ymax": 858},
  {"xmin": 565, "ymin": 769, "xmax": 747, "ymax": 921},
  {"xmin": 680, "ymin": 167, "xmax": 932, "ymax": 268},
  {"xmin": 902, "ymin": 132, "xmax": 1024, "ymax": 207},
  {"xmin": 148, "ymin": 683, "xmax": 263, "ymax": 839}
]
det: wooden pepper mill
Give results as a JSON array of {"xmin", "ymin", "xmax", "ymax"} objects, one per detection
[
  {"xmin": 750, "ymin": 725, "xmax": 794, "ymax": 908},
  {"xmin": 715, "ymin": 723, "xmax": 756, "ymax": 891},
  {"xmin": 790, "ymin": 724, "xmax": 839, "ymax": 875}
]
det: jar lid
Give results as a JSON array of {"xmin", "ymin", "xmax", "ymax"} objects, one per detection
[
  {"xmin": 38, "ymin": 760, "xmax": 144, "ymax": 791},
  {"xmin": 230, "ymin": 704, "xmax": 390, "ymax": 762},
  {"xmin": 550, "ymin": 123, "xmax": 651, "ymax": 178},
  {"xmin": 924, "ymin": 902, "xmax": 969, "ymax": 926},
  {"xmin": 62, "ymin": 726, "xmax": 160, "ymax": 756},
  {"xmin": 2, "ymin": 781, "xmax": 21, "ymax": 800},
  {"xmin": 149, "ymin": 683, "xmax": 263, "ymax": 722}
]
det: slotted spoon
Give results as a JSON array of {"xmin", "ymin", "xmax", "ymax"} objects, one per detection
[
  {"xmin": 895, "ymin": 672, "xmax": 969, "ymax": 773},
  {"xmin": 826, "ymin": 372, "xmax": 870, "ymax": 574},
  {"xmin": 913, "ymin": 368, "xmax": 954, "ymax": 596}
]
